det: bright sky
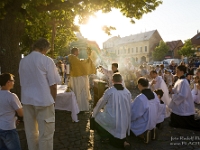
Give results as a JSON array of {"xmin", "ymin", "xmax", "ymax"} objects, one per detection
[{"xmin": 79, "ymin": 0, "xmax": 200, "ymax": 49}]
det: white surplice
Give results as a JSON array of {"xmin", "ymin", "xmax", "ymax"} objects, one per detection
[
  {"xmin": 70, "ymin": 76, "xmax": 91, "ymax": 111},
  {"xmin": 100, "ymin": 67, "xmax": 126, "ymax": 87},
  {"xmin": 151, "ymin": 76, "xmax": 171, "ymax": 106},
  {"xmin": 131, "ymin": 92, "xmax": 165, "ymax": 136},
  {"xmin": 169, "ymin": 78, "xmax": 195, "ymax": 116},
  {"xmin": 93, "ymin": 86, "xmax": 131, "ymax": 139}
]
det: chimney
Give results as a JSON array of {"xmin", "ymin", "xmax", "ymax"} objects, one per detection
[{"xmin": 198, "ymin": 30, "xmax": 199, "ymax": 34}]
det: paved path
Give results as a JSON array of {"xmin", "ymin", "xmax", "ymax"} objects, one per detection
[{"xmin": 18, "ymin": 89, "xmax": 200, "ymax": 150}]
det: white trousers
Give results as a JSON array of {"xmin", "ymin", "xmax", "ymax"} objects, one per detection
[{"xmin": 23, "ymin": 104, "xmax": 55, "ymax": 150}]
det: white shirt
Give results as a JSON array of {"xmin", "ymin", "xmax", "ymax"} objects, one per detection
[
  {"xmin": 19, "ymin": 51, "xmax": 60, "ymax": 106},
  {"xmin": 93, "ymin": 86, "xmax": 131, "ymax": 139},
  {"xmin": 169, "ymin": 78, "xmax": 195, "ymax": 116},
  {"xmin": 0, "ymin": 91, "xmax": 22, "ymax": 130},
  {"xmin": 131, "ymin": 92, "xmax": 165, "ymax": 136}
]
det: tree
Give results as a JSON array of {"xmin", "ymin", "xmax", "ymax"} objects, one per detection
[
  {"xmin": 178, "ymin": 39, "xmax": 194, "ymax": 57},
  {"xmin": 153, "ymin": 41, "xmax": 169, "ymax": 61},
  {"xmin": 0, "ymin": 0, "xmax": 162, "ymax": 96}
]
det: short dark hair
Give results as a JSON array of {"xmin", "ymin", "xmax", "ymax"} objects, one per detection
[
  {"xmin": 71, "ymin": 47, "xmax": 78, "ymax": 54},
  {"xmin": 177, "ymin": 65, "xmax": 187, "ymax": 74},
  {"xmin": 0, "ymin": 73, "xmax": 14, "ymax": 86},
  {"xmin": 113, "ymin": 73, "xmax": 122, "ymax": 82},
  {"xmin": 154, "ymin": 89, "xmax": 164, "ymax": 98},
  {"xmin": 33, "ymin": 38, "xmax": 50, "ymax": 51},
  {"xmin": 112, "ymin": 63, "xmax": 118, "ymax": 68},
  {"xmin": 137, "ymin": 77, "xmax": 149, "ymax": 87},
  {"xmin": 150, "ymin": 70, "xmax": 157, "ymax": 74}
]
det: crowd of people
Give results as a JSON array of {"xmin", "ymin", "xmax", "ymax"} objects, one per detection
[
  {"xmin": 91, "ymin": 60, "xmax": 200, "ymax": 149},
  {"xmin": 1, "ymin": 37, "xmax": 200, "ymax": 150}
]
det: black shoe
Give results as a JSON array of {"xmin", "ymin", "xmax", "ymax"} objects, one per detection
[
  {"xmin": 144, "ymin": 130, "xmax": 151, "ymax": 143},
  {"xmin": 151, "ymin": 127, "xmax": 158, "ymax": 140}
]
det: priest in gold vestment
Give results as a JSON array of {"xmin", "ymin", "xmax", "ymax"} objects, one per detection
[{"xmin": 68, "ymin": 47, "xmax": 96, "ymax": 111}]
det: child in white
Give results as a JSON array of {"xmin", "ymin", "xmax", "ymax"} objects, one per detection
[{"xmin": 0, "ymin": 73, "xmax": 23, "ymax": 150}]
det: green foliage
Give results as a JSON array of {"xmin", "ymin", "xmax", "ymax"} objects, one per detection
[
  {"xmin": 153, "ymin": 41, "xmax": 169, "ymax": 61},
  {"xmin": 178, "ymin": 39, "xmax": 194, "ymax": 57},
  {"xmin": 102, "ymin": 26, "xmax": 116, "ymax": 35},
  {"xmin": 0, "ymin": 0, "xmax": 162, "ymax": 57}
]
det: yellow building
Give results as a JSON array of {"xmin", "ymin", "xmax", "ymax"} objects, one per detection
[{"xmin": 103, "ymin": 30, "xmax": 162, "ymax": 64}]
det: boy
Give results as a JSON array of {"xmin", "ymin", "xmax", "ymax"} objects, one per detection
[{"xmin": 0, "ymin": 73, "xmax": 23, "ymax": 150}]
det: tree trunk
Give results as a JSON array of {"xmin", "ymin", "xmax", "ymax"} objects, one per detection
[{"xmin": 0, "ymin": 12, "xmax": 24, "ymax": 97}]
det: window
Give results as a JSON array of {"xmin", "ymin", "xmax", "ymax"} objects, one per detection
[
  {"xmin": 136, "ymin": 47, "xmax": 138, "ymax": 53},
  {"xmin": 132, "ymin": 48, "xmax": 134, "ymax": 53},
  {"xmin": 128, "ymin": 48, "xmax": 130, "ymax": 53},
  {"xmin": 145, "ymin": 46, "xmax": 148, "ymax": 52},
  {"xmin": 118, "ymin": 50, "xmax": 120, "ymax": 54},
  {"xmin": 140, "ymin": 47, "xmax": 142, "ymax": 52},
  {"xmin": 124, "ymin": 49, "xmax": 126, "ymax": 54}
]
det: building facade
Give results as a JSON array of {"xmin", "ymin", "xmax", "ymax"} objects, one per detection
[
  {"xmin": 165, "ymin": 40, "xmax": 183, "ymax": 59},
  {"xmin": 191, "ymin": 31, "xmax": 200, "ymax": 56},
  {"xmin": 103, "ymin": 30, "xmax": 162, "ymax": 64}
]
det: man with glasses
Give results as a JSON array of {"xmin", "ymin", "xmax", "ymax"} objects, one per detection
[{"xmin": 19, "ymin": 38, "xmax": 60, "ymax": 150}]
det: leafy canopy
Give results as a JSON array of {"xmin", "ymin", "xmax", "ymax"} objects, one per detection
[
  {"xmin": 0, "ymin": 0, "xmax": 162, "ymax": 56},
  {"xmin": 178, "ymin": 39, "xmax": 194, "ymax": 57},
  {"xmin": 153, "ymin": 40, "xmax": 169, "ymax": 61}
]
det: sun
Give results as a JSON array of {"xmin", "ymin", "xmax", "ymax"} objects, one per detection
[
  {"xmin": 78, "ymin": 10, "xmax": 121, "ymax": 48},
  {"xmin": 79, "ymin": 15, "xmax": 107, "ymax": 45}
]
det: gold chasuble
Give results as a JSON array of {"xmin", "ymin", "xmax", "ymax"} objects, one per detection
[{"xmin": 68, "ymin": 54, "xmax": 96, "ymax": 77}]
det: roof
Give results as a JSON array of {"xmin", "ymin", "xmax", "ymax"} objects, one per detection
[
  {"xmin": 191, "ymin": 32, "xmax": 200, "ymax": 46},
  {"xmin": 103, "ymin": 30, "xmax": 159, "ymax": 45},
  {"xmin": 166, "ymin": 40, "xmax": 183, "ymax": 51}
]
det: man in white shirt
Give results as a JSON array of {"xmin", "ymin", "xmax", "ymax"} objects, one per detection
[
  {"xmin": 131, "ymin": 77, "xmax": 165, "ymax": 143},
  {"xmin": 0, "ymin": 73, "xmax": 23, "ymax": 150},
  {"xmin": 98, "ymin": 63, "xmax": 125, "ymax": 87},
  {"xmin": 169, "ymin": 65, "xmax": 200, "ymax": 130},
  {"xmin": 93, "ymin": 73, "xmax": 131, "ymax": 149},
  {"xmin": 19, "ymin": 38, "xmax": 60, "ymax": 150}
]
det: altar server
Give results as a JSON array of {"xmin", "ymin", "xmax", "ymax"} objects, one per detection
[
  {"xmin": 169, "ymin": 65, "xmax": 200, "ymax": 130},
  {"xmin": 98, "ymin": 63, "xmax": 125, "ymax": 87},
  {"xmin": 131, "ymin": 77, "xmax": 165, "ymax": 143},
  {"xmin": 150, "ymin": 70, "xmax": 171, "ymax": 107},
  {"xmin": 93, "ymin": 73, "xmax": 131, "ymax": 149}
]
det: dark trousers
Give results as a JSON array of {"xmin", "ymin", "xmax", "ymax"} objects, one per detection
[
  {"xmin": 94, "ymin": 121, "xmax": 126, "ymax": 148},
  {"xmin": 170, "ymin": 112, "xmax": 200, "ymax": 131}
]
